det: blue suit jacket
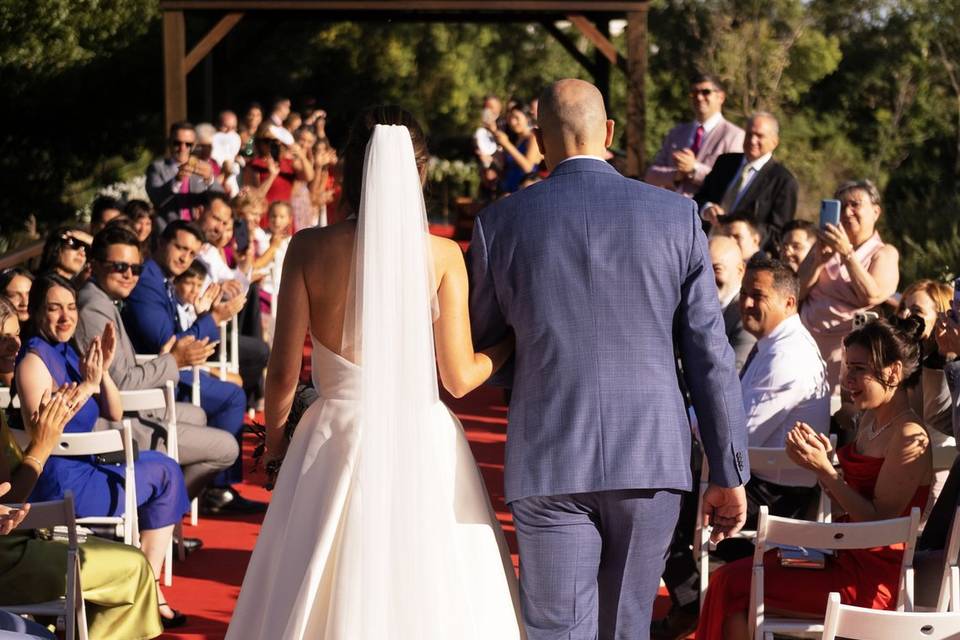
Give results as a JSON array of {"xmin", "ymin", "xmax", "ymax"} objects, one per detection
[
  {"xmin": 468, "ymin": 158, "xmax": 750, "ymax": 503},
  {"xmin": 122, "ymin": 258, "xmax": 219, "ymax": 354}
]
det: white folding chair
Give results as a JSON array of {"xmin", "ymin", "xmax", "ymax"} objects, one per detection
[
  {"xmin": 822, "ymin": 591, "xmax": 960, "ymax": 639},
  {"xmin": 118, "ymin": 381, "xmax": 182, "ymax": 585},
  {"xmin": 5, "ymin": 492, "xmax": 88, "ymax": 640},
  {"xmin": 12, "ymin": 423, "xmax": 140, "ymax": 546},
  {"xmin": 750, "ymin": 505, "xmax": 921, "ymax": 639},
  {"xmin": 695, "ymin": 437, "xmax": 837, "ymax": 609},
  {"xmin": 0, "ymin": 387, "xmax": 20, "ymax": 410},
  {"xmin": 935, "ymin": 506, "xmax": 960, "ymax": 612},
  {"xmin": 217, "ymin": 317, "xmax": 241, "ymax": 380},
  {"xmin": 932, "ymin": 439, "xmax": 958, "ymax": 472}
]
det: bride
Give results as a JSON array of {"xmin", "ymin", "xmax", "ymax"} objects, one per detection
[{"xmin": 225, "ymin": 106, "xmax": 522, "ymax": 639}]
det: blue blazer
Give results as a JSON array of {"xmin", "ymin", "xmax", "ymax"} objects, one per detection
[
  {"xmin": 122, "ymin": 258, "xmax": 219, "ymax": 354},
  {"xmin": 468, "ymin": 158, "xmax": 750, "ymax": 503}
]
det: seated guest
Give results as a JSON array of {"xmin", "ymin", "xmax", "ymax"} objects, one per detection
[
  {"xmin": 0, "ymin": 267, "xmax": 32, "ymax": 325},
  {"xmin": 37, "ymin": 226, "xmax": 93, "ymax": 284},
  {"xmin": 146, "ymin": 121, "xmax": 224, "ymax": 225},
  {"xmin": 655, "ymin": 256, "xmax": 827, "ymax": 638},
  {"xmin": 710, "ymin": 235, "xmax": 756, "ymax": 371},
  {"xmin": 75, "ymin": 225, "xmax": 239, "ymax": 501},
  {"xmin": 645, "ymin": 73, "xmax": 745, "ymax": 197},
  {"xmin": 718, "ymin": 213, "xmax": 762, "ymax": 262},
  {"xmin": 779, "ymin": 219, "xmax": 817, "ymax": 273},
  {"xmin": 0, "ymin": 399, "xmax": 170, "ymax": 636},
  {"xmin": 0, "ymin": 299, "xmax": 18, "ymax": 386},
  {"xmin": 122, "ymin": 221, "xmax": 264, "ymax": 514},
  {"xmin": 89, "ymin": 196, "xmax": 126, "ymax": 236},
  {"xmin": 13, "ymin": 273, "xmax": 190, "ymax": 628},
  {"xmin": 697, "ymin": 317, "xmax": 931, "ymax": 638},
  {"xmin": 799, "ymin": 179, "xmax": 900, "ymax": 400},
  {"xmin": 695, "ymin": 112, "xmax": 798, "ymax": 255},
  {"xmin": 196, "ymin": 195, "xmax": 270, "ymax": 405},
  {"xmin": 173, "ymin": 260, "xmax": 208, "ymax": 332},
  {"xmin": 124, "ymin": 199, "xmax": 155, "ymax": 248}
]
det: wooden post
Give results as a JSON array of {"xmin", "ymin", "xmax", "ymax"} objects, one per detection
[
  {"xmin": 626, "ymin": 8, "xmax": 647, "ymax": 178},
  {"xmin": 594, "ymin": 19, "xmax": 611, "ymax": 112},
  {"xmin": 163, "ymin": 10, "xmax": 187, "ymax": 134}
]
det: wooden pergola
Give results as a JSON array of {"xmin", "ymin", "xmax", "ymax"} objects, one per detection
[{"xmin": 158, "ymin": 0, "xmax": 650, "ymax": 175}]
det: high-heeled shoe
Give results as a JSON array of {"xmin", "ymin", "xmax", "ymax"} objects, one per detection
[{"xmin": 157, "ymin": 580, "xmax": 188, "ymax": 629}]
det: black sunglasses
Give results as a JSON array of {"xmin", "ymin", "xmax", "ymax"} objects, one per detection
[
  {"xmin": 60, "ymin": 236, "xmax": 89, "ymax": 252},
  {"xmin": 690, "ymin": 88, "xmax": 716, "ymax": 97},
  {"xmin": 100, "ymin": 260, "xmax": 143, "ymax": 276}
]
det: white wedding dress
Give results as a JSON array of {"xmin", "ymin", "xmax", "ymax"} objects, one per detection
[{"xmin": 226, "ymin": 125, "xmax": 523, "ymax": 640}]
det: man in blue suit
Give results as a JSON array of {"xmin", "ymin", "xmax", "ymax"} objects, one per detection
[
  {"xmin": 123, "ymin": 220, "xmax": 264, "ymax": 514},
  {"xmin": 469, "ymin": 79, "xmax": 750, "ymax": 639}
]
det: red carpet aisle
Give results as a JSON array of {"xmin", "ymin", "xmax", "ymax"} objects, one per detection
[{"xmin": 159, "ymin": 386, "xmax": 674, "ymax": 639}]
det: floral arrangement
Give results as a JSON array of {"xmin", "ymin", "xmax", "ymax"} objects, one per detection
[{"xmin": 75, "ymin": 175, "xmax": 149, "ymax": 222}]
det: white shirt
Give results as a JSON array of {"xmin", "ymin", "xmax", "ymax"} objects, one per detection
[
  {"xmin": 261, "ymin": 234, "xmax": 291, "ymax": 296},
  {"xmin": 556, "ymin": 155, "xmax": 608, "ymax": 167},
  {"xmin": 739, "ymin": 314, "xmax": 830, "ymax": 486},
  {"xmin": 691, "ymin": 112, "xmax": 724, "ymax": 145},
  {"xmin": 474, "ymin": 127, "xmax": 498, "ymax": 156},
  {"xmin": 176, "ymin": 300, "xmax": 197, "ymax": 332},
  {"xmin": 197, "ymin": 244, "xmax": 249, "ymax": 295},
  {"xmin": 732, "ymin": 152, "xmax": 773, "ymax": 203}
]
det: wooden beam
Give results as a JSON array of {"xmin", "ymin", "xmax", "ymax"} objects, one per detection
[
  {"xmin": 566, "ymin": 13, "xmax": 626, "ymax": 73},
  {"xmin": 625, "ymin": 8, "xmax": 647, "ymax": 178},
  {"xmin": 541, "ymin": 21, "xmax": 597, "ymax": 77},
  {"xmin": 185, "ymin": 12, "xmax": 244, "ymax": 74},
  {"xmin": 160, "ymin": 1, "xmax": 648, "ymax": 11},
  {"xmin": 163, "ymin": 10, "xmax": 187, "ymax": 133},
  {"xmin": 594, "ymin": 19, "xmax": 611, "ymax": 110}
]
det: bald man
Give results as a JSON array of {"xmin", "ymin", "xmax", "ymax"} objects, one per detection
[
  {"xmin": 710, "ymin": 235, "xmax": 756, "ymax": 371},
  {"xmin": 468, "ymin": 78, "xmax": 750, "ymax": 639}
]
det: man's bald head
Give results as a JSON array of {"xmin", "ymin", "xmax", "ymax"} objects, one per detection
[
  {"xmin": 535, "ymin": 79, "xmax": 614, "ymax": 168},
  {"xmin": 709, "ymin": 234, "xmax": 745, "ymax": 300}
]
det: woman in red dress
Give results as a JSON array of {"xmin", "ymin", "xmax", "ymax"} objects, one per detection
[
  {"xmin": 697, "ymin": 316, "xmax": 932, "ymax": 639},
  {"xmin": 242, "ymin": 122, "xmax": 312, "ymax": 226}
]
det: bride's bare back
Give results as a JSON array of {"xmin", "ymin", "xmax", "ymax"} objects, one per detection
[{"xmin": 263, "ymin": 220, "xmax": 512, "ymax": 437}]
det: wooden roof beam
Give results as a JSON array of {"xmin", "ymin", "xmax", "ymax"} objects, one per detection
[
  {"xmin": 566, "ymin": 13, "xmax": 626, "ymax": 74},
  {"xmin": 184, "ymin": 12, "xmax": 245, "ymax": 74}
]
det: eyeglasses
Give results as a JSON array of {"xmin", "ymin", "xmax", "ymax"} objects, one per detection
[
  {"xmin": 60, "ymin": 236, "xmax": 89, "ymax": 252},
  {"xmin": 690, "ymin": 89, "xmax": 716, "ymax": 97},
  {"xmin": 170, "ymin": 140, "xmax": 195, "ymax": 149},
  {"xmin": 100, "ymin": 261, "xmax": 143, "ymax": 276}
]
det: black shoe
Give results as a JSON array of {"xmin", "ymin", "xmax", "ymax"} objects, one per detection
[
  {"xmin": 201, "ymin": 487, "xmax": 268, "ymax": 515},
  {"xmin": 174, "ymin": 537, "xmax": 204, "ymax": 555},
  {"xmin": 650, "ymin": 604, "xmax": 699, "ymax": 640}
]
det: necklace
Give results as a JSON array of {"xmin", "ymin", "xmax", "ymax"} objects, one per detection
[{"xmin": 860, "ymin": 409, "xmax": 912, "ymax": 443}]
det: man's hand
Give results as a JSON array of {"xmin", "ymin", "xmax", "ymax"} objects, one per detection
[
  {"xmin": 0, "ymin": 482, "xmax": 29, "ymax": 535},
  {"xmin": 195, "ymin": 283, "xmax": 223, "ymax": 315},
  {"xmin": 169, "ymin": 336, "xmax": 218, "ymax": 368},
  {"xmin": 220, "ymin": 280, "xmax": 244, "ymax": 300},
  {"xmin": 701, "ymin": 484, "xmax": 747, "ymax": 544},
  {"xmin": 212, "ymin": 294, "xmax": 246, "ymax": 324},
  {"xmin": 672, "ymin": 148, "xmax": 697, "ymax": 174},
  {"xmin": 701, "ymin": 204, "xmax": 725, "ymax": 227}
]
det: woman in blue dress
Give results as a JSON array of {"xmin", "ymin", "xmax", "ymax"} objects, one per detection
[
  {"xmin": 490, "ymin": 103, "xmax": 542, "ymax": 194},
  {"xmin": 14, "ymin": 272, "xmax": 189, "ymax": 624}
]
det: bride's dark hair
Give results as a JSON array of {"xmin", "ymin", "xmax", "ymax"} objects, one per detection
[{"xmin": 341, "ymin": 105, "xmax": 429, "ymax": 217}]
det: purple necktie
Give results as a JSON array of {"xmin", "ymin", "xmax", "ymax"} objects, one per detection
[{"xmin": 691, "ymin": 125, "xmax": 705, "ymax": 156}]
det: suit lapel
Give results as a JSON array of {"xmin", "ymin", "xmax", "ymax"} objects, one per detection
[{"xmin": 735, "ymin": 159, "xmax": 777, "ymax": 210}]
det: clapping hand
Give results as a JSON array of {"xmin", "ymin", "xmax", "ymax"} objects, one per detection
[
  {"xmin": 212, "ymin": 294, "xmax": 246, "ymax": 324},
  {"xmin": 80, "ymin": 337, "xmax": 104, "ymax": 392},
  {"xmin": 195, "ymin": 282, "xmax": 223, "ymax": 315},
  {"xmin": 100, "ymin": 322, "xmax": 117, "ymax": 370},
  {"xmin": 163, "ymin": 335, "xmax": 218, "ymax": 368},
  {"xmin": 672, "ymin": 148, "xmax": 696, "ymax": 174},
  {"xmin": 934, "ymin": 310, "xmax": 960, "ymax": 359},
  {"xmin": 701, "ymin": 484, "xmax": 747, "ymax": 543},
  {"xmin": 786, "ymin": 422, "xmax": 835, "ymax": 477},
  {"xmin": 0, "ymin": 482, "xmax": 28, "ymax": 535}
]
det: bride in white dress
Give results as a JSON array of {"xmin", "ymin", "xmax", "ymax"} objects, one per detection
[{"xmin": 225, "ymin": 107, "xmax": 522, "ymax": 640}]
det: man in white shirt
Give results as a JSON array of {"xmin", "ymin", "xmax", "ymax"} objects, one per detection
[
  {"xmin": 737, "ymin": 254, "xmax": 830, "ymax": 509},
  {"xmin": 645, "ymin": 74, "xmax": 745, "ymax": 197}
]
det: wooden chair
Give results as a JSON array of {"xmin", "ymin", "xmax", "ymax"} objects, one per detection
[
  {"xmin": 11, "ymin": 423, "xmax": 139, "ymax": 546},
  {"xmin": 750, "ymin": 505, "xmax": 921, "ymax": 639},
  {"xmin": 5, "ymin": 492, "xmax": 88, "ymax": 640},
  {"xmin": 118, "ymin": 381, "xmax": 181, "ymax": 586},
  {"xmin": 694, "ymin": 437, "xmax": 836, "ymax": 609},
  {"xmin": 821, "ymin": 591, "xmax": 960, "ymax": 639}
]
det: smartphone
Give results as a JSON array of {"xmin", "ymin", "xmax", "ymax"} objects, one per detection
[
  {"xmin": 852, "ymin": 310, "xmax": 879, "ymax": 330},
  {"xmin": 234, "ymin": 217, "xmax": 250, "ymax": 254},
  {"xmin": 951, "ymin": 277, "xmax": 960, "ymax": 321},
  {"xmin": 819, "ymin": 199, "xmax": 841, "ymax": 229}
]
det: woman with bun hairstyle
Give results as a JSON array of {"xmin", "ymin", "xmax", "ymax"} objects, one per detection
[{"xmin": 696, "ymin": 315, "xmax": 932, "ymax": 639}]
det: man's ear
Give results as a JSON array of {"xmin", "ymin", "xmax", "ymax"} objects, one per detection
[
  {"xmin": 605, "ymin": 120, "xmax": 615, "ymax": 149},
  {"xmin": 533, "ymin": 127, "xmax": 547, "ymax": 169}
]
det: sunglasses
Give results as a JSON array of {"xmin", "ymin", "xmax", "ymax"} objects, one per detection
[
  {"xmin": 60, "ymin": 236, "xmax": 89, "ymax": 252},
  {"xmin": 690, "ymin": 89, "xmax": 716, "ymax": 97},
  {"xmin": 170, "ymin": 140, "xmax": 195, "ymax": 149},
  {"xmin": 100, "ymin": 261, "xmax": 143, "ymax": 276}
]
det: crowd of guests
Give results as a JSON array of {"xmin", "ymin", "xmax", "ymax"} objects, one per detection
[{"xmin": 0, "ymin": 97, "xmax": 345, "ymax": 638}]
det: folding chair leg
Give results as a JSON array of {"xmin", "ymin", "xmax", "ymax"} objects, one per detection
[
  {"xmin": 175, "ymin": 522, "xmax": 186, "ymax": 562},
  {"xmin": 190, "ymin": 497, "xmax": 199, "ymax": 527},
  {"xmin": 75, "ymin": 554, "xmax": 89, "ymax": 640},
  {"xmin": 164, "ymin": 538, "xmax": 173, "ymax": 587}
]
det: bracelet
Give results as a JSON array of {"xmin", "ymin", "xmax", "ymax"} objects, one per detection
[{"xmin": 22, "ymin": 455, "xmax": 44, "ymax": 473}]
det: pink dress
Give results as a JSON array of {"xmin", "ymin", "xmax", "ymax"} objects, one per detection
[{"xmin": 799, "ymin": 232, "xmax": 896, "ymax": 395}]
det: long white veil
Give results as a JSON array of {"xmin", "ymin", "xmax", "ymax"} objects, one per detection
[{"xmin": 337, "ymin": 124, "xmax": 463, "ymax": 638}]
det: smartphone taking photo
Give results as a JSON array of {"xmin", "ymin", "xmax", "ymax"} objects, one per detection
[{"xmin": 819, "ymin": 199, "xmax": 841, "ymax": 230}]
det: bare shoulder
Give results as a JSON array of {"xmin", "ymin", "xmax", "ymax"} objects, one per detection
[
  {"xmin": 288, "ymin": 222, "xmax": 356, "ymax": 263},
  {"xmin": 891, "ymin": 417, "xmax": 930, "ymax": 456},
  {"xmin": 876, "ymin": 243, "xmax": 899, "ymax": 261},
  {"xmin": 430, "ymin": 235, "xmax": 465, "ymax": 276}
]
